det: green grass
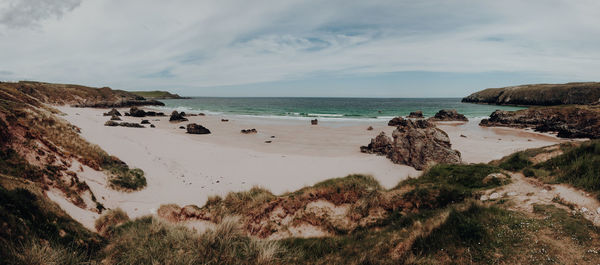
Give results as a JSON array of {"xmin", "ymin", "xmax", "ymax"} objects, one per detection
[
  {"xmin": 129, "ymin": 90, "xmax": 182, "ymax": 99},
  {"xmin": 499, "ymin": 152, "xmax": 533, "ymax": 171},
  {"xmin": 107, "ymin": 167, "xmax": 147, "ymax": 191},
  {"xmin": 532, "ymin": 140, "xmax": 600, "ymax": 195}
]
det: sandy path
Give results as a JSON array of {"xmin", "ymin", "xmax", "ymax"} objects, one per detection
[
  {"xmin": 51, "ymin": 107, "xmax": 566, "ymax": 229},
  {"xmin": 483, "ymin": 173, "xmax": 600, "ymax": 225}
]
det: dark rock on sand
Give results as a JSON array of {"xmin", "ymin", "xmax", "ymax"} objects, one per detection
[
  {"xmin": 367, "ymin": 126, "xmax": 374, "ymax": 131},
  {"xmin": 129, "ymin": 107, "xmax": 147, "ymax": 117},
  {"xmin": 110, "ymin": 115, "xmax": 121, "ymax": 121},
  {"xmin": 141, "ymin": 120, "xmax": 150, "ymax": 124},
  {"xmin": 241, "ymin": 128, "xmax": 258, "ymax": 134},
  {"xmin": 428, "ymin": 109, "xmax": 468, "ymax": 122},
  {"xmin": 170, "ymin": 111, "xmax": 188, "ymax": 122},
  {"xmin": 221, "ymin": 119, "xmax": 229, "ymax": 122},
  {"xmin": 387, "ymin": 117, "xmax": 405, "ymax": 126},
  {"xmin": 186, "ymin": 123, "xmax": 211, "ymax": 134},
  {"xmin": 311, "ymin": 119, "xmax": 318, "ymax": 125},
  {"xmin": 179, "ymin": 126, "xmax": 185, "ymax": 129},
  {"xmin": 361, "ymin": 119, "xmax": 461, "ymax": 170},
  {"xmin": 479, "ymin": 106, "xmax": 600, "ymax": 139},
  {"xmin": 104, "ymin": 121, "xmax": 144, "ymax": 128},
  {"xmin": 407, "ymin": 111, "xmax": 424, "ymax": 118},
  {"xmin": 103, "ymin": 108, "xmax": 121, "ymax": 116},
  {"xmin": 150, "ymin": 124, "xmax": 155, "ymax": 128}
]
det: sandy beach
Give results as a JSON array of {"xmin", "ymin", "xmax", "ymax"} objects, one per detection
[{"xmin": 55, "ymin": 106, "xmax": 565, "ymax": 228}]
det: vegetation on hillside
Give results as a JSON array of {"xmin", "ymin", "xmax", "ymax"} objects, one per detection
[
  {"xmin": 462, "ymin": 82, "xmax": 600, "ymax": 106},
  {"xmin": 129, "ymin": 90, "xmax": 186, "ymax": 99}
]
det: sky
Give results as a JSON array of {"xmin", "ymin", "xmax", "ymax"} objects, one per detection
[{"xmin": 0, "ymin": 0, "xmax": 599, "ymax": 97}]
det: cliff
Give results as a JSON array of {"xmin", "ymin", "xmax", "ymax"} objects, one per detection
[
  {"xmin": 0, "ymin": 81, "xmax": 164, "ymax": 107},
  {"xmin": 462, "ymin": 82, "xmax": 600, "ymax": 106}
]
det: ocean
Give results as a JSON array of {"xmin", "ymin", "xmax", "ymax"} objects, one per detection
[{"xmin": 159, "ymin": 97, "xmax": 524, "ymax": 121}]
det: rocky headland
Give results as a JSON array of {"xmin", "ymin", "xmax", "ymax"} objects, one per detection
[{"xmin": 462, "ymin": 82, "xmax": 600, "ymax": 106}]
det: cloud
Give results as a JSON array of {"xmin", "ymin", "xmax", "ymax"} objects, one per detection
[
  {"xmin": 0, "ymin": 0, "xmax": 82, "ymax": 28},
  {"xmin": 0, "ymin": 0, "xmax": 599, "ymax": 96}
]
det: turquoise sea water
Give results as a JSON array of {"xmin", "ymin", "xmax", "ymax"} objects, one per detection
[{"xmin": 160, "ymin": 98, "xmax": 524, "ymax": 120}]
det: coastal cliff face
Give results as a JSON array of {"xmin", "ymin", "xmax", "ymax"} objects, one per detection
[
  {"xmin": 1, "ymin": 81, "xmax": 164, "ymax": 108},
  {"xmin": 462, "ymin": 82, "xmax": 600, "ymax": 106},
  {"xmin": 480, "ymin": 106, "xmax": 600, "ymax": 139}
]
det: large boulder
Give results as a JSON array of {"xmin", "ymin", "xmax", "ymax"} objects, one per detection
[
  {"xmin": 129, "ymin": 107, "xmax": 147, "ymax": 117},
  {"xmin": 387, "ymin": 116, "xmax": 405, "ymax": 126},
  {"xmin": 186, "ymin": 123, "xmax": 211, "ymax": 134},
  {"xmin": 407, "ymin": 111, "xmax": 424, "ymax": 119},
  {"xmin": 361, "ymin": 120, "xmax": 461, "ymax": 170},
  {"xmin": 428, "ymin": 109, "xmax": 468, "ymax": 122},
  {"xmin": 169, "ymin": 111, "xmax": 188, "ymax": 122}
]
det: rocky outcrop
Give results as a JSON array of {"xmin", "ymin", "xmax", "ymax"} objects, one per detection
[
  {"xmin": 141, "ymin": 120, "xmax": 150, "ymax": 124},
  {"xmin": 428, "ymin": 109, "xmax": 468, "ymax": 122},
  {"xmin": 110, "ymin": 115, "xmax": 121, "ymax": 121},
  {"xmin": 407, "ymin": 111, "xmax": 423, "ymax": 119},
  {"xmin": 241, "ymin": 128, "xmax": 257, "ymax": 134},
  {"xmin": 103, "ymin": 108, "xmax": 121, "ymax": 116},
  {"xmin": 462, "ymin": 82, "xmax": 600, "ymax": 106},
  {"xmin": 479, "ymin": 106, "xmax": 600, "ymax": 139},
  {"xmin": 387, "ymin": 117, "xmax": 405, "ymax": 126},
  {"xmin": 169, "ymin": 111, "xmax": 188, "ymax": 122},
  {"xmin": 361, "ymin": 119, "xmax": 461, "ymax": 170},
  {"xmin": 186, "ymin": 123, "xmax": 211, "ymax": 134}
]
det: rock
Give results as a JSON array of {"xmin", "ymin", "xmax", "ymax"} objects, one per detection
[
  {"xmin": 103, "ymin": 108, "xmax": 121, "ymax": 116},
  {"xmin": 367, "ymin": 126, "xmax": 373, "ymax": 131},
  {"xmin": 110, "ymin": 114, "xmax": 121, "ymax": 121},
  {"xmin": 241, "ymin": 128, "xmax": 257, "ymax": 134},
  {"xmin": 180, "ymin": 112, "xmax": 186, "ymax": 116},
  {"xmin": 480, "ymin": 195, "xmax": 489, "ymax": 201},
  {"xmin": 221, "ymin": 119, "xmax": 229, "ymax": 122},
  {"xmin": 265, "ymin": 140, "xmax": 272, "ymax": 143},
  {"xmin": 186, "ymin": 123, "xmax": 211, "ymax": 134},
  {"xmin": 482, "ymin": 173, "xmax": 508, "ymax": 184},
  {"xmin": 120, "ymin": 122, "xmax": 144, "ymax": 128},
  {"xmin": 311, "ymin": 119, "xmax": 318, "ymax": 125},
  {"xmin": 387, "ymin": 116, "xmax": 405, "ymax": 126},
  {"xmin": 105, "ymin": 121, "xmax": 144, "ymax": 128},
  {"xmin": 361, "ymin": 120, "xmax": 461, "ymax": 170},
  {"xmin": 479, "ymin": 106, "xmax": 600, "ymax": 139},
  {"xmin": 129, "ymin": 107, "xmax": 147, "ymax": 117},
  {"xmin": 169, "ymin": 111, "xmax": 188, "ymax": 122},
  {"xmin": 489, "ymin": 192, "xmax": 501, "ymax": 200},
  {"xmin": 596, "ymin": 207, "xmax": 600, "ymax": 214},
  {"xmin": 179, "ymin": 126, "xmax": 185, "ymax": 129},
  {"xmin": 428, "ymin": 109, "xmax": 468, "ymax": 122},
  {"xmin": 199, "ymin": 113, "xmax": 206, "ymax": 116},
  {"xmin": 407, "ymin": 110, "xmax": 424, "ymax": 118},
  {"xmin": 141, "ymin": 120, "xmax": 150, "ymax": 124},
  {"xmin": 150, "ymin": 124, "xmax": 155, "ymax": 128},
  {"xmin": 460, "ymin": 134, "xmax": 467, "ymax": 138},
  {"xmin": 581, "ymin": 207, "xmax": 589, "ymax": 213},
  {"xmin": 104, "ymin": 120, "xmax": 119, "ymax": 127},
  {"xmin": 270, "ymin": 136, "xmax": 275, "ymax": 138},
  {"xmin": 506, "ymin": 192, "xmax": 517, "ymax": 196}
]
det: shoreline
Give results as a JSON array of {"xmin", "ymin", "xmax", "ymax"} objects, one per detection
[{"xmin": 53, "ymin": 105, "xmax": 567, "ymax": 229}]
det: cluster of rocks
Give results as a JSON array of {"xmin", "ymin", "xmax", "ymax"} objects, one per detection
[
  {"xmin": 104, "ymin": 120, "xmax": 145, "ymax": 128},
  {"xmin": 186, "ymin": 123, "xmax": 211, "ymax": 134},
  {"xmin": 169, "ymin": 111, "xmax": 188, "ymax": 122},
  {"xmin": 362, "ymin": 119, "xmax": 461, "ymax": 170},
  {"xmin": 126, "ymin": 107, "xmax": 165, "ymax": 117},
  {"xmin": 480, "ymin": 106, "xmax": 600, "ymax": 139},
  {"xmin": 221, "ymin": 119, "xmax": 229, "ymax": 122},
  {"xmin": 241, "ymin": 128, "xmax": 258, "ymax": 134}
]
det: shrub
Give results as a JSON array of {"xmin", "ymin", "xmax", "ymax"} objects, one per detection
[
  {"xmin": 108, "ymin": 168, "xmax": 147, "ymax": 191},
  {"xmin": 499, "ymin": 152, "xmax": 532, "ymax": 171},
  {"xmin": 95, "ymin": 208, "xmax": 130, "ymax": 236}
]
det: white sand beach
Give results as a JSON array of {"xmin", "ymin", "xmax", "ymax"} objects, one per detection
[{"xmin": 54, "ymin": 106, "xmax": 565, "ymax": 229}]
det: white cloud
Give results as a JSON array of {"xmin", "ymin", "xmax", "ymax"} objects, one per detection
[{"xmin": 0, "ymin": 0, "xmax": 599, "ymax": 94}]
